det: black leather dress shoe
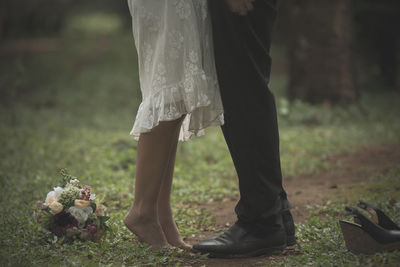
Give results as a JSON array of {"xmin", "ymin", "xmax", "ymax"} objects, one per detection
[{"xmin": 192, "ymin": 221, "xmax": 287, "ymax": 258}]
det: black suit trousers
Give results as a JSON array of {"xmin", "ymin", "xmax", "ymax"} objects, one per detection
[{"xmin": 208, "ymin": 0, "xmax": 289, "ymax": 225}]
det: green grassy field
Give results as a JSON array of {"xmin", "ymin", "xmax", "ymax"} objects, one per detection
[{"xmin": 1, "ymin": 20, "xmax": 400, "ymax": 266}]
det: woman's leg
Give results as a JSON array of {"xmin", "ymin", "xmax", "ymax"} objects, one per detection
[
  {"xmin": 124, "ymin": 116, "xmax": 185, "ymax": 249},
  {"xmin": 157, "ymin": 116, "xmax": 192, "ymax": 249}
]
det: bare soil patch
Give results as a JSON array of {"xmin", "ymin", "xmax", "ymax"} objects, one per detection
[{"xmin": 187, "ymin": 144, "xmax": 400, "ymax": 266}]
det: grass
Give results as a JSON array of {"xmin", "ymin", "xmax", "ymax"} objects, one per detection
[{"xmin": 1, "ymin": 13, "xmax": 400, "ymax": 265}]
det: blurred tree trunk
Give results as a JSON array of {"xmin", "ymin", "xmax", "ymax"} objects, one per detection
[
  {"xmin": 287, "ymin": 0, "xmax": 357, "ymax": 104},
  {"xmin": 353, "ymin": 0, "xmax": 400, "ymax": 90}
]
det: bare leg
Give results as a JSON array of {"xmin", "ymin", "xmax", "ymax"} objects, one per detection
[
  {"xmin": 158, "ymin": 117, "xmax": 192, "ymax": 249},
  {"xmin": 124, "ymin": 116, "xmax": 185, "ymax": 249}
]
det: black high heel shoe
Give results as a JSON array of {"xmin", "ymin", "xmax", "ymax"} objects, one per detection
[
  {"xmin": 357, "ymin": 201, "xmax": 400, "ymax": 231},
  {"xmin": 339, "ymin": 206, "xmax": 400, "ymax": 254}
]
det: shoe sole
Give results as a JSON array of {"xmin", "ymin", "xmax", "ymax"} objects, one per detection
[{"xmin": 202, "ymin": 244, "xmax": 286, "ymax": 259}]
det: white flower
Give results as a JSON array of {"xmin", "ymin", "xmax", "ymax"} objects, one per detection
[
  {"xmin": 53, "ymin": 187, "xmax": 63, "ymax": 197},
  {"xmin": 67, "ymin": 206, "xmax": 93, "ymax": 228},
  {"xmin": 45, "ymin": 187, "xmax": 64, "ymax": 204},
  {"xmin": 68, "ymin": 179, "xmax": 80, "ymax": 187},
  {"xmin": 45, "ymin": 191, "xmax": 57, "ymax": 204},
  {"xmin": 89, "ymin": 194, "xmax": 96, "ymax": 201}
]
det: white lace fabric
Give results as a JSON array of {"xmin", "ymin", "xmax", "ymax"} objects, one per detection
[{"xmin": 128, "ymin": 0, "xmax": 224, "ymax": 141}]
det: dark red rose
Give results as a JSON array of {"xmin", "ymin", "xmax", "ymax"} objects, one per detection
[{"xmin": 53, "ymin": 211, "xmax": 79, "ymax": 236}]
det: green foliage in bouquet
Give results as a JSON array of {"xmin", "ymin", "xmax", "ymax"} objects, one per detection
[
  {"xmin": 98, "ymin": 215, "xmax": 111, "ymax": 232},
  {"xmin": 90, "ymin": 202, "xmax": 97, "ymax": 213},
  {"xmin": 58, "ymin": 186, "xmax": 81, "ymax": 209},
  {"xmin": 59, "ymin": 168, "xmax": 78, "ymax": 188},
  {"xmin": 37, "ymin": 210, "xmax": 54, "ymax": 231},
  {"xmin": 86, "ymin": 213, "xmax": 111, "ymax": 233}
]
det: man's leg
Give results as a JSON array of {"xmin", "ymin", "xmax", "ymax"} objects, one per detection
[
  {"xmin": 212, "ymin": 0, "xmax": 288, "ymax": 227},
  {"xmin": 193, "ymin": 0, "xmax": 295, "ymax": 256}
]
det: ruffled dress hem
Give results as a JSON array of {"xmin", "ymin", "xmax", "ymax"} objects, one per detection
[
  {"xmin": 130, "ymin": 79, "xmax": 224, "ymax": 141},
  {"xmin": 130, "ymin": 108, "xmax": 224, "ymax": 141}
]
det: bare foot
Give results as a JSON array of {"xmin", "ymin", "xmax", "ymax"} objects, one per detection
[
  {"xmin": 123, "ymin": 211, "xmax": 169, "ymax": 250},
  {"xmin": 159, "ymin": 217, "xmax": 192, "ymax": 250}
]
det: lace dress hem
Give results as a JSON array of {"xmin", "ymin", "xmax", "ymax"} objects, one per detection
[{"xmin": 130, "ymin": 77, "xmax": 224, "ymax": 141}]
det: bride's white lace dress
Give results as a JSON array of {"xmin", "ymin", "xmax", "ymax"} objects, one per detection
[{"xmin": 127, "ymin": 0, "xmax": 224, "ymax": 141}]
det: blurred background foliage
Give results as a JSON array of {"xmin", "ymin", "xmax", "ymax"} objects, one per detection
[
  {"xmin": 1, "ymin": 0, "xmax": 399, "ymax": 103},
  {"xmin": 0, "ymin": 0, "xmax": 131, "ymax": 38}
]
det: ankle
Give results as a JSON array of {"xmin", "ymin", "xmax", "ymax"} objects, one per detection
[
  {"xmin": 157, "ymin": 202, "xmax": 172, "ymax": 218},
  {"xmin": 158, "ymin": 210, "xmax": 173, "ymax": 223},
  {"xmin": 125, "ymin": 206, "xmax": 158, "ymax": 224}
]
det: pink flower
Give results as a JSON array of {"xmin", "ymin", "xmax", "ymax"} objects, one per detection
[
  {"xmin": 87, "ymin": 223, "xmax": 98, "ymax": 236},
  {"xmin": 36, "ymin": 200, "xmax": 43, "ymax": 207},
  {"xmin": 81, "ymin": 186, "xmax": 92, "ymax": 201}
]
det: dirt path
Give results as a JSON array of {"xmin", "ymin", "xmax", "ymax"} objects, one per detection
[{"xmin": 187, "ymin": 144, "xmax": 400, "ymax": 267}]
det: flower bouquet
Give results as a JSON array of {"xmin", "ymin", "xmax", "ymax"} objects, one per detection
[{"xmin": 34, "ymin": 169, "xmax": 110, "ymax": 242}]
